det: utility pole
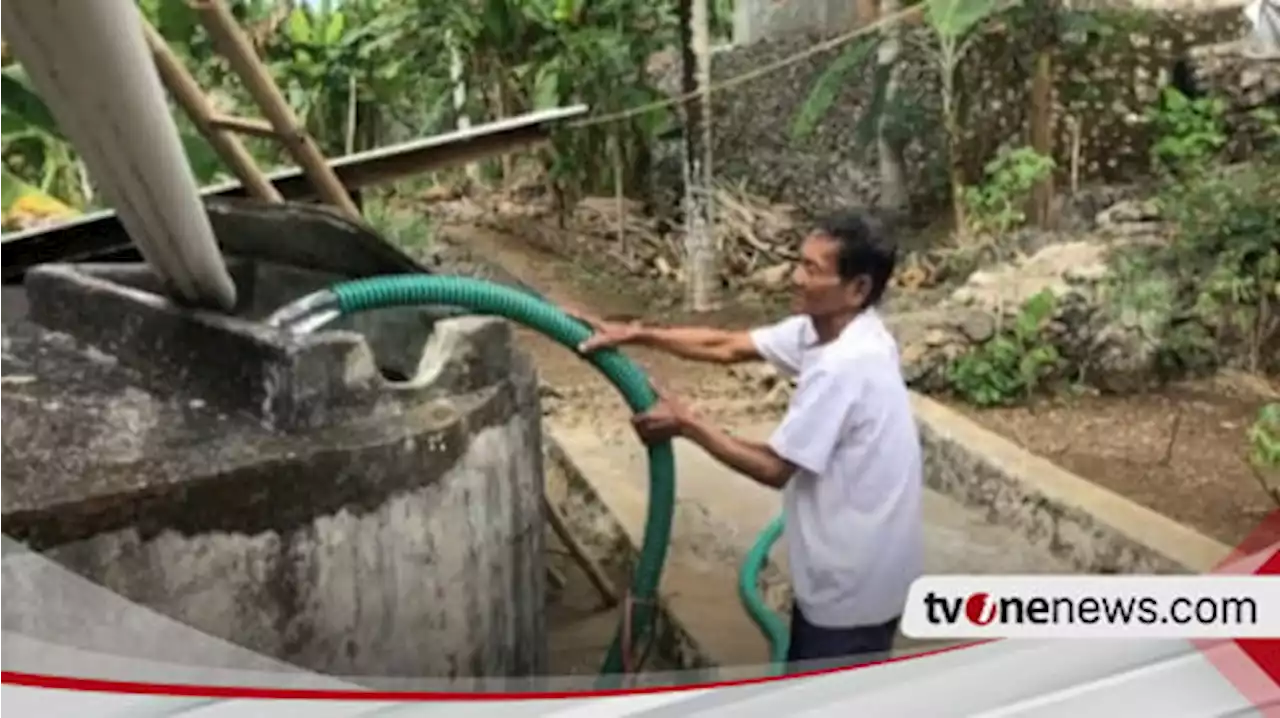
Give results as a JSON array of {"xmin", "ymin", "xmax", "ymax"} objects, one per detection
[{"xmin": 680, "ymin": 0, "xmax": 719, "ymax": 312}]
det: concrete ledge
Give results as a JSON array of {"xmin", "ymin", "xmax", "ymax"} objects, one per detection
[
  {"xmin": 4, "ymin": 271, "xmax": 551, "ymax": 679},
  {"xmin": 912, "ymin": 393, "xmax": 1233, "ymax": 573}
]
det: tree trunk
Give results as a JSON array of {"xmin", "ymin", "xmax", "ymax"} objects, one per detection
[
  {"xmin": 856, "ymin": 0, "xmax": 879, "ymax": 26},
  {"xmin": 681, "ymin": 0, "xmax": 719, "ymax": 312},
  {"xmin": 875, "ymin": 0, "xmax": 909, "ymax": 211},
  {"xmin": 1029, "ymin": 48, "xmax": 1056, "ymax": 227},
  {"xmin": 941, "ymin": 72, "xmax": 967, "ymax": 236},
  {"xmin": 494, "ymin": 69, "xmax": 515, "ymax": 183}
]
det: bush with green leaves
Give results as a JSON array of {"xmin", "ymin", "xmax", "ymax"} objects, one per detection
[
  {"xmin": 1145, "ymin": 86, "xmax": 1229, "ymax": 175},
  {"xmin": 1249, "ymin": 402, "xmax": 1280, "ymax": 507},
  {"xmin": 1121, "ymin": 93, "xmax": 1280, "ymax": 376},
  {"xmin": 947, "ymin": 289, "xmax": 1062, "ymax": 407},
  {"xmin": 3, "ymin": 0, "xmax": 700, "ymax": 222},
  {"xmin": 963, "ymin": 146, "xmax": 1056, "ymax": 238}
]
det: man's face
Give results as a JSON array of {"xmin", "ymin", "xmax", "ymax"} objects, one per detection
[{"xmin": 790, "ymin": 232, "xmax": 869, "ymax": 316}]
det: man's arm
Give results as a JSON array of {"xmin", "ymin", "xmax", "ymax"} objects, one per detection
[
  {"xmin": 680, "ymin": 416, "xmax": 795, "ymax": 489},
  {"xmin": 574, "ymin": 311, "xmax": 808, "ymax": 372},
  {"xmin": 676, "ymin": 364, "xmax": 856, "ymax": 490},
  {"xmin": 628, "ymin": 325, "xmax": 761, "ymax": 364}
]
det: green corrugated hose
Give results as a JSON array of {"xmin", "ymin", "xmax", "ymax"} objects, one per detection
[
  {"xmin": 740, "ymin": 514, "xmax": 790, "ymax": 671},
  {"xmin": 325, "ymin": 274, "xmax": 788, "ymax": 685}
]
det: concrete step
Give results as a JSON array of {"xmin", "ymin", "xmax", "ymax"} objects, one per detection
[
  {"xmin": 550, "ymin": 420, "xmax": 1079, "ymax": 578},
  {"xmin": 546, "ymin": 417, "xmax": 1081, "ymax": 670}
]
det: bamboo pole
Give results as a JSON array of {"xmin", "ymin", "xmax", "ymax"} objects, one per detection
[
  {"xmin": 543, "ymin": 495, "xmax": 620, "ymax": 609},
  {"xmin": 208, "ymin": 114, "xmax": 278, "ymax": 139},
  {"xmin": 189, "ymin": 0, "xmax": 360, "ymax": 219},
  {"xmin": 143, "ymin": 21, "xmax": 283, "ymax": 203}
]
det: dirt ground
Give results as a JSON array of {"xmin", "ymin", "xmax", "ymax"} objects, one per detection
[
  {"xmin": 428, "ymin": 213, "xmax": 1278, "ymax": 551},
  {"xmin": 432, "ymin": 221, "xmax": 769, "ymax": 429},
  {"xmin": 954, "ymin": 376, "xmax": 1279, "ymax": 548}
]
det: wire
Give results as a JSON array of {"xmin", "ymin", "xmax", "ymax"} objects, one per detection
[{"xmin": 567, "ymin": 4, "xmax": 926, "ymax": 130}]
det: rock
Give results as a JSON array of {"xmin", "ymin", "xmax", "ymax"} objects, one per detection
[
  {"xmin": 949, "ymin": 241, "xmax": 1109, "ymax": 312},
  {"xmin": 889, "ymin": 232, "xmax": 1188, "ymax": 395},
  {"xmin": 728, "ymin": 362, "xmax": 787, "ymax": 391},
  {"xmin": 1086, "ymin": 282, "xmax": 1181, "ymax": 393},
  {"xmin": 748, "ymin": 262, "xmax": 794, "ymax": 290},
  {"xmin": 1106, "ymin": 220, "xmax": 1165, "ymax": 239},
  {"xmin": 1096, "ymin": 198, "xmax": 1160, "ymax": 227},
  {"xmin": 951, "ymin": 309, "xmax": 997, "ymax": 343},
  {"xmin": 886, "ymin": 309, "xmax": 973, "ymax": 392},
  {"xmin": 924, "ymin": 328, "xmax": 952, "ymax": 347},
  {"xmin": 1185, "ymin": 38, "xmax": 1280, "ymax": 111},
  {"xmin": 1064, "ymin": 261, "xmax": 1111, "ymax": 284},
  {"xmin": 899, "ymin": 342, "xmax": 934, "ymax": 385},
  {"xmin": 729, "ymin": 227, "xmax": 1200, "ymax": 398}
]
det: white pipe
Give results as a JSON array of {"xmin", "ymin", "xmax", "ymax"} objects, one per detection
[
  {"xmin": 2, "ymin": 0, "xmax": 237, "ymax": 311},
  {"xmin": 1, "ymin": 2, "xmax": 188, "ymax": 293}
]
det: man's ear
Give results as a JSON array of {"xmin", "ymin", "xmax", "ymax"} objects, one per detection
[{"xmin": 845, "ymin": 274, "xmax": 872, "ymax": 305}]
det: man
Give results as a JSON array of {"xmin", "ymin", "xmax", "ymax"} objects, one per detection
[{"xmin": 572, "ymin": 210, "xmax": 924, "ymax": 672}]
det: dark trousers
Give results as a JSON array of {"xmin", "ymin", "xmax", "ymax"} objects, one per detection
[{"xmin": 785, "ymin": 603, "xmax": 900, "ymax": 674}]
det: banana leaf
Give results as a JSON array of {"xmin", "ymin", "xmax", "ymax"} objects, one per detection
[
  {"xmin": 1, "ymin": 167, "xmax": 78, "ymax": 232},
  {"xmin": 1, "ymin": 67, "xmax": 59, "ymax": 136}
]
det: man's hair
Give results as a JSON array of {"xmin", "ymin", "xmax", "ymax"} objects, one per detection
[{"xmin": 814, "ymin": 210, "xmax": 898, "ymax": 306}]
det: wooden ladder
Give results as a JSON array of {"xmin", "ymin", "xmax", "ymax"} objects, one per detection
[{"xmin": 140, "ymin": 0, "xmax": 360, "ymax": 219}]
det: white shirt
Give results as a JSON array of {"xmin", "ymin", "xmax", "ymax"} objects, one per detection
[{"xmin": 750, "ymin": 310, "xmax": 924, "ymax": 628}]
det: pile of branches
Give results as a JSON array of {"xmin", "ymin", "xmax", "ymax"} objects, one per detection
[
  {"xmin": 561, "ymin": 181, "xmax": 808, "ymax": 290},
  {"xmin": 439, "ymin": 180, "xmax": 810, "ymax": 289},
  {"xmin": 424, "ymin": 180, "xmax": 961, "ymax": 295}
]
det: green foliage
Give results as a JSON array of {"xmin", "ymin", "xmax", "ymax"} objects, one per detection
[
  {"xmin": 962, "ymin": 146, "xmax": 1055, "ymax": 237},
  {"xmin": 947, "ymin": 289, "xmax": 1062, "ymax": 406},
  {"xmin": 1, "ymin": 3, "xmax": 236, "ymax": 212},
  {"xmin": 0, "ymin": 66, "xmax": 82, "ymax": 208},
  {"xmin": 2, "ymin": 0, "xmax": 686, "ymax": 223},
  {"xmin": 1106, "ymin": 94, "xmax": 1280, "ymax": 378},
  {"xmin": 1145, "ymin": 86, "xmax": 1228, "ymax": 175},
  {"xmin": 790, "ymin": 38, "xmax": 879, "ymax": 142},
  {"xmin": 924, "ymin": 0, "xmax": 1002, "ymax": 40},
  {"xmin": 363, "ymin": 191, "xmax": 434, "ymax": 250},
  {"xmin": 790, "ymin": 0, "xmax": 1007, "ymax": 226},
  {"xmin": 1163, "ymin": 164, "xmax": 1280, "ymax": 372},
  {"xmin": 1159, "ymin": 102, "xmax": 1278, "ymax": 373},
  {"xmin": 1248, "ymin": 403, "xmax": 1280, "ymax": 506}
]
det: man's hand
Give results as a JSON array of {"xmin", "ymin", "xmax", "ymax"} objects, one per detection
[
  {"xmin": 631, "ymin": 387, "xmax": 695, "ymax": 445},
  {"xmin": 638, "ymin": 385, "xmax": 796, "ymax": 489},
  {"xmin": 563, "ymin": 303, "xmax": 643, "ymax": 354}
]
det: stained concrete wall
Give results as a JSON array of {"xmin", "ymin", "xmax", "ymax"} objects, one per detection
[
  {"xmin": 2, "ymin": 261, "xmax": 548, "ymax": 679},
  {"xmin": 733, "ymin": 0, "xmax": 856, "ymax": 45}
]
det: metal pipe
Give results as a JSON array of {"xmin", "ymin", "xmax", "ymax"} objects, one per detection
[{"xmin": 264, "ymin": 289, "xmax": 340, "ymax": 332}]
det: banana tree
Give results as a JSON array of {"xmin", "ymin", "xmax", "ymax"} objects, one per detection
[
  {"xmin": 919, "ymin": 0, "xmax": 1007, "ymax": 234},
  {"xmin": 794, "ymin": 0, "xmax": 1008, "ymax": 232},
  {"xmin": 3, "ymin": 30, "xmax": 231, "ymax": 222},
  {"xmin": 1, "ymin": 167, "xmax": 78, "ymax": 232},
  {"xmin": 1, "ymin": 66, "xmax": 87, "ymax": 211},
  {"xmin": 268, "ymin": 0, "xmax": 448, "ymax": 156}
]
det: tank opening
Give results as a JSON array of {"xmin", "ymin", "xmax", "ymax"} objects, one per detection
[{"xmin": 379, "ymin": 366, "xmax": 411, "ymax": 383}]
